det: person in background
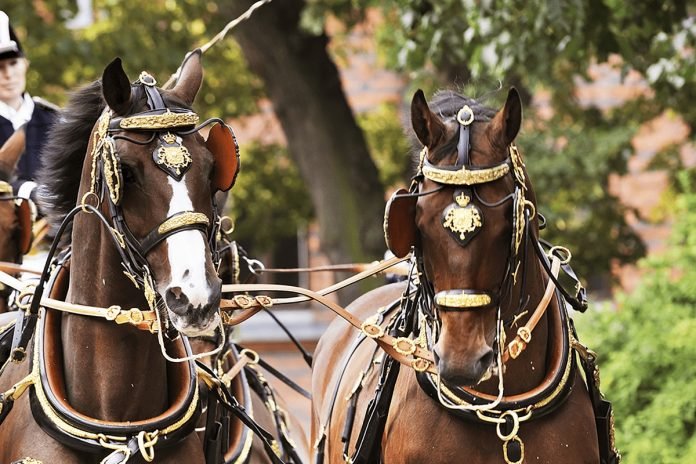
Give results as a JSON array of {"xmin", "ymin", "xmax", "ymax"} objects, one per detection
[{"xmin": 0, "ymin": 10, "xmax": 58, "ymax": 204}]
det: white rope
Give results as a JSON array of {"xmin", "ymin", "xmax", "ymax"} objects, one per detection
[
  {"xmin": 162, "ymin": 0, "xmax": 274, "ymax": 89},
  {"xmin": 435, "ymin": 312, "xmax": 506, "ymax": 413},
  {"xmin": 155, "ymin": 310, "xmax": 226, "ymax": 363}
]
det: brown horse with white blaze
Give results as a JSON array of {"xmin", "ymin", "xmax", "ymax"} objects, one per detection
[
  {"xmin": 0, "ymin": 52, "xmax": 230, "ymax": 462},
  {"xmin": 312, "ymin": 88, "xmax": 618, "ymax": 463}
]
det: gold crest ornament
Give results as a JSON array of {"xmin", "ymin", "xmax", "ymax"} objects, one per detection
[
  {"xmin": 154, "ymin": 132, "xmax": 192, "ymax": 180},
  {"xmin": 441, "ymin": 190, "xmax": 483, "ymax": 246}
]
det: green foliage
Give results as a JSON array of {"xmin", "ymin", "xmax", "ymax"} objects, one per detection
[
  {"xmin": 357, "ymin": 103, "xmax": 412, "ymax": 188},
  {"xmin": 229, "ymin": 143, "xmax": 313, "ymax": 252},
  {"xmin": 5, "ymin": 1, "xmax": 263, "ymax": 117},
  {"xmin": 521, "ymin": 108, "xmax": 646, "ymax": 278},
  {"xmin": 575, "ymin": 172, "xmax": 696, "ymax": 463}
]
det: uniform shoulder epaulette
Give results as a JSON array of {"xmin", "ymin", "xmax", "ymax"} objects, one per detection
[{"xmin": 32, "ymin": 96, "xmax": 61, "ymax": 112}]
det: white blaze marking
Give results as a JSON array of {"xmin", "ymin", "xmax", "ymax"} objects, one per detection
[{"xmin": 164, "ymin": 176, "xmax": 211, "ymax": 308}]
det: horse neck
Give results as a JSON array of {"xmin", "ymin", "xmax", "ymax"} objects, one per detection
[
  {"xmin": 62, "ymin": 213, "xmax": 169, "ymax": 421},
  {"xmin": 500, "ymin": 251, "xmax": 553, "ymax": 394}
]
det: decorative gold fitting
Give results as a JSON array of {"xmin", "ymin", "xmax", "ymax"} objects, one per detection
[
  {"xmin": 392, "ymin": 337, "xmax": 417, "ymax": 356},
  {"xmin": 517, "ymin": 326, "xmax": 532, "ymax": 344},
  {"xmin": 123, "ymin": 271, "xmax": 140, "ymax": 289},
  {"xmin": 411, "ymin": 358, "xmax": 431, "ymax": 372},
  {"xmin": 508, "ymin": 144, "xmax": 527, "ymax": 188},
  {"xmin": 155, "ymin": 135, "xmax": 192, "ymax": 175},
  {"xmin": 0, "ymin": 181, "xmax": 13, "ymax": 195},
  {"xmin": 13, "ymin": 458, "xmax": 44, "ymax": 464},
  {"xmin": 456, "ymin": 105, "xmax": 475, "ymax": 126},
  {"xmin": 361, "ymin": 321, "xmax": 384, "ymax": 339},
  {"xmin": 148, "ymin": 320, "xmax": 160, "ymax": 334},
  {"xmin": 508, "ymin": 340, "xmax": 525, "ymax": 360},
  {"xmin": 16, "ymin": 284, "xmax": 36, "ymax": 311},
  {"xmin": 105, "ymin": 306, "xmax": 121, "ymax": 321},
  {"xmin": 443, "ymin": 198, "xmax": 482, "ymax": 241},
  {"xmin": 128, "ymin": 308, "xmax": 144, "ymax": 324},
  {"xmin": 255, "ymin": 295, "xmax": 273, "ymax": 308},
  {"xmin": 233, "ymin": 294, "xmax": 253, "ymax": 309},
  {"xmin": 138, "ymin": 71, "xmax": 157, "ymax": 86},
  {"xmin": 158, "ymin": 212, "xmax": 209, "ymax": 235},
  {"xmin": 496, "ymin": 410, "xmax": 521, "ymax": 441},
  {"xmin": 119, "ymin": 110, "xmax": 199, "ymax": 130},
  {"xmin": 503, "ymin": 435, "xmax": 525, "ymax": 464},
  {"xmin": 548, "ymin": 246, "xmax": 572, "ymax": 265},
  {"xmin": 423, "ymin": 162, "xmax": 510, "ymax": 186},
  {"xmin": 435, "ymin": 292, "xmax": 491, "ymax": 308},
  {"xmin": 240, "ymin": 348, "xmax": 259, "ymax": 365},
  {"xmin": 111, "ymin": 228, "xmax": 126, "ymax": 249},
  {"xmin": 11, "ymin": 347, "xmax": 26, "ymax": 363}
]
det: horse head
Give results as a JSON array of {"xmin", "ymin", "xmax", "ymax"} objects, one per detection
[
  {"xmin": 76, "ymin": 52, "xmax": 240, "ymax": 336},
  {"xmin": 386, "ymin": 88, "xmax": 535, "ymax": 386}
]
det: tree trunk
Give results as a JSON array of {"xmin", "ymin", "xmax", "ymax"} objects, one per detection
[{"xmin": 224, "ymin": 0, "xmax": 386, "ymax": 301}]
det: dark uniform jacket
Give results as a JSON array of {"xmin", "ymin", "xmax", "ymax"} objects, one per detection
[{"xmin": 0, "ymin": 97, "xmax": 58, "ymax": 194}]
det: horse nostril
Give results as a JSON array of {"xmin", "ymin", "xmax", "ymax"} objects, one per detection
[
  {"xmin": 479, "ymin": 348, "xmax": 494, "ymax": 372},
  {"xmin": 165, "ymin": 287, "xmax": 190, "ymax": 315}
]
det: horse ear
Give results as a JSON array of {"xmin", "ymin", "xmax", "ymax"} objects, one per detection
[
  {"xmin": 411, "ymin": 89, "xmax": 446, "ymax": 148},
  {"xmin": 102, "ymin": 57, "xmax": 132, "ymax": 115},
  {"xmin": 171, "ymin": 49, "xmax": 203, "ymax": 106},
  {"xmin": 490, "ymin": 87, "xmax": 522, "ymax": 146}
]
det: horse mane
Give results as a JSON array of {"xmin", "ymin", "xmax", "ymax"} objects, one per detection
[
  {"xmin": 409, "ymin": 90, "xmax": 498, "ymax": 171},
  {"xmin": 38, "ymin": 80, "xmax": 106, "ymax": 234},
  {"xmin": 37, "ymin": 79, "xmax": 191, "ymax": 238}
]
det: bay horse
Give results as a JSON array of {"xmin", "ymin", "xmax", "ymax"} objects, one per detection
[
  {"xmin": 0, "ymin": 127, "xmax": 34, "ymax": 312},
  {"xmin": 0, "ymin": 51, "xmax": 247, "ymax": 462},
  {"xmin": 311, "ymin": 89, "xmax": 619, "ymax": 463}
]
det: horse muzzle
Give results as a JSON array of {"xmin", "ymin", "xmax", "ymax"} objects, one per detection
[{"xmin": 164, "ymin": 280, "xmax": 221, "ymax": 336}]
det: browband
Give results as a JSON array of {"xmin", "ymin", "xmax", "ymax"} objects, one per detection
[
  {"xmin": 109, "ymin": 108, "xmax": 200, "ymax": 131},
  {"xmin": 422, "ymin": 157, "xmax": 511, "ymax": 186}
]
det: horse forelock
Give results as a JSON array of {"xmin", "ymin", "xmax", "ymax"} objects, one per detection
[
  {"xmin": 37, "ymin": 79, "xmax": 193, "ymax": 240},
  {"xmin": 409, "ymin": 90, "xmax": 498, "ymax": 173}
]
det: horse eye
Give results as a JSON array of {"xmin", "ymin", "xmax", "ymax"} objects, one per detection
[{"xmin": 121, "ymin": 165, "xmax": 137, "ymax": 185}]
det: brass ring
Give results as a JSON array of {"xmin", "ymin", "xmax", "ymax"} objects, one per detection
[
  {"xmin": 523, "ymin": 200, "xmax": 536, "ymax": 219},
  {"xmin": 456, "ymin": 105, "xmax": 475, "ymax": 126},
  {"xmin": 361, "ymin": 321, "xmax": 384, "ymax": 339},
  {"xmin": 549, "ymin": 245, "xmax": 572, "ymax": 265},
  {"xmin": 240, "ymin": 348, "xmax": 260, "ymax": 365},
  {"xmin": 503, "ymin": 435, "xmax": 525, "ymax": 464},
  {"xmin": 496, "ymin": 410, "xmax": 521, "ymax": 441},
  {"xmin": 16, "ymin": 284, "xmax": 36, "ymax": 311},
  {"xmin": 80, "ymin": 191, "xmax": 99, "ymax": 214},
  {"xmin": 219, "ymin": 216, "xmax": 235, "ymax": 235}
]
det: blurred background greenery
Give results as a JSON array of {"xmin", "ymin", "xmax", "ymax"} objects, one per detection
[{"xmin": 6, "ymin": 1, "xmax": 696, "ymax": 460}]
